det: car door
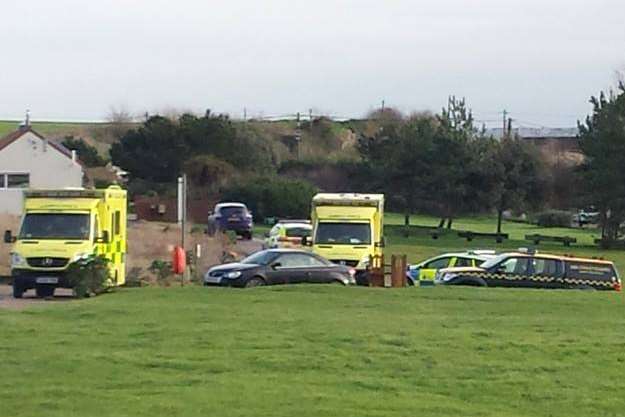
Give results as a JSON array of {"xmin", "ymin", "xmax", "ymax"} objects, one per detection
[
  {"xmin": 266, "ymin": 225, "xmax": 280, "ymax": 248},
  {"xmin": 266, "ymin": 253, "xmax": 312, "ymax": 284},
  {"xmin": 488, "ymin": 256, "xmax": 531, "ymax": 287},
  {"xmin": 419, "ymin": 257, "xmax": 453, "ymax": 281},
  {"xmin": 304, "ymin": 254, "xmax": 340, "ymax": 283},
  {"xmin": 530, "ymin": 257, "xmax": 563, "ymax": 289}
]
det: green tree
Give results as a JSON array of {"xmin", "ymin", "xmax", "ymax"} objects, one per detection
[
  {"xmin": 62, "ymin": 136, "xmax": 106, "ymax": 167},
  {"xmin": 221, "ymin": 177, "xmax": 318, "ymax": 220},
  {"xmin": 578, "ymin": 84, "xmax": 625, "ymax": 244},
  {"xmin": 358, "ymin": 97, "xmax": 483, "ymax": 228},
  {"xmin": 110, "ymin": 116, "xmax": 185, "ymax": 182},
  {"xmin": 110, "ymin": 112, "xmax": 273, "ymax": 184},
  {"xmin": 484, "ymin": 136, "xmax": 544, "ymax": 234}
]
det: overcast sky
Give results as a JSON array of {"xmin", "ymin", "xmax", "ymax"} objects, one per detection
[{"xmin": 1, "ymin": 0, "xmax": 624, "ymax": 126}]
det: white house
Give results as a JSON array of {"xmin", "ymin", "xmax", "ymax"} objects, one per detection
[{"xmin": 0, "ymin": 126, "xmax": 83, "ymax": 214}]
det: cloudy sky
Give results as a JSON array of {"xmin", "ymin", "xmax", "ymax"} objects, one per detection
[{"xmin": 1, "ymin": 0, "xmax": 624, "ymax": 126}]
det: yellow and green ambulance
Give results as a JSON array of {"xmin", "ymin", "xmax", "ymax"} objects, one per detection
[{"xmin": 4, "ymin": 186, "xmax": 127, "ymax": 298}]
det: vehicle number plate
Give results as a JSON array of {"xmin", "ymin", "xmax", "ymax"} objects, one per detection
[{"xmin": 36, "ymin": 277, "xmax": 58, "ymax": 284}]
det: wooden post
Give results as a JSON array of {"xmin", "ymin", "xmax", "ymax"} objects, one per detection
[{"xmin": 391, "ymin": 255, "xmax": 407, "ymax": 288}]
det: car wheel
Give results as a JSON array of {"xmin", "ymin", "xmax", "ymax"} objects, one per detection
[
  {"xmin": 245, "ymin": 277, "xmax": 266, "ymax": 288},
  {"xmin": 35, "ymin": 285, "xmax": 55, "ymax": 298},
  {"xmin": 12, "ymin": 281, "xmax": 24, "ymax": 299},
  {"xmin": 244, "ymin": 232, "xmax": 253, "ymax": 240},
  {"xmin": 455, "ymin": 277, "xmax": 487, "ymax": 287},
  {"xmin": 575, "ymin": 285, "xmax": 596, "ymax": 291}
]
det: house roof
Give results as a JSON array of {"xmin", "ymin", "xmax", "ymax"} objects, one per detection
[
  {"xmin": 0, "ymin": 126, "xmax": 76, "ymax": 160},
  {"xmin": 485, "ymin": 127, "xmax": 579, "ymax": 140}
]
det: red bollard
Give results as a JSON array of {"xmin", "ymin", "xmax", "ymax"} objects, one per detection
[{"xmin": 172, "ymin": 246, "xmax": 186, "ymax": 275}]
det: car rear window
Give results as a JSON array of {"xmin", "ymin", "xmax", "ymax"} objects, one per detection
[
  {"xmin": 220, "ymin": 206, "xmax": 247, "ymax": 216},
  {"xmin": 565, "ymin": 261, "xmax": 616, "ymax": 280}
]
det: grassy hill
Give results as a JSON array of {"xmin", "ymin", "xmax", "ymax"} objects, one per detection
[
  {"xmin": 0, "ymin": 120, "xmax": 116, "ymax": 156},
  {"xmin": 1, "ymin": 285, "xmax": 624, "ymax": 416}
]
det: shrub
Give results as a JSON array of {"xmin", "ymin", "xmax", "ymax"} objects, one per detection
[
  {"xmin": 65, "ymin": 255, "xmax": 112, "ymax": 297},
  {"xmin": 534, "ymin": 210, "xmax": 573, "ymax": 228},
  {"xmin": 148, "ymin": 260, "xmax": 174, "ymax": 286},
  {"xmin": 125, "ymin": 267, "xmax": 146, "ymax": 287},
  {"xmin": 62, "ymin": 136, "xmax": 107, "ymax": 167},
  {"xmin": 221, "ymin": 177, "xmax": 317, "ymax": 220}
]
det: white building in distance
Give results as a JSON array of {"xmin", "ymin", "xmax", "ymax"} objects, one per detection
[{"xmin": 0, "ymin": 126, "xmax": 83, "ymax": 215}]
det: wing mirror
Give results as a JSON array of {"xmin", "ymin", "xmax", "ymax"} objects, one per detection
[
  {"xmin": 375, "ymin": 237, "xmax": 386, "ymax": 248},
  {"xmin": 4, "ymin": 230, "xmax": 16, "ymax": 243},
  {"xmin": 271, "ymin": 262, "xmax": 282, "ymax": 270},
  {"xmin": 95, "ymin": 230, "xmax": 110, "ymax": 244},
  {"xmin": 301, "ymin": 236, "xmax": 312, "ymax": 247}
]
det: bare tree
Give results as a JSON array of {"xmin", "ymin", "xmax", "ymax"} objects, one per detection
[{"xmin": 106, "ymin": 105, "xmax": 134, "ymax": 140}]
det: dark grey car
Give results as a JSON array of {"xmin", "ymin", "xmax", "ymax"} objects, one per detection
[{"xmin": 204, "ymin": 249, "xmax": 356, "ymax": 288}]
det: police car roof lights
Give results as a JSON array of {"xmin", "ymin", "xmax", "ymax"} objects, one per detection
[{"xmin": 517, "ymin": 247, "xmax": 537, "ymax": 255}]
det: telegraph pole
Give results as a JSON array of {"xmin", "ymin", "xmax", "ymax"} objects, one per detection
[
  {"xmin": 502, "ymin": 110, "xmax": 508, "ymax": 138},
  {"xmin": 295, "ymin": 112, "xmax": 302, "ymax": 160},
  {"xmin": 177, "ymin": 174, "xmax": 187, "ymax": 287}
]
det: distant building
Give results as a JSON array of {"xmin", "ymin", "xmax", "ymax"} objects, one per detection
[
  {"xmin": 0, "ymin": 126, "xmax": 83, "ymax": 214},
  {"xmin": 485, "ymin": 127, "xmax": 582, "ymax": 165}
]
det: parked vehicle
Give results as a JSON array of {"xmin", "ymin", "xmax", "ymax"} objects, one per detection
[
  {"xmin": 435, "ymin": 250, "xmax": 621, "ymax": 291},
  {"xmin": 264, "ymin": 220, "xmax": 312, "ymax": 249},
  {"xmin": 573, "ymin": 209, "xmax": 600, "ymax": 227},
  {"xmin": 4, "ymin": 186, "xmax": 127, "ymax": 298},
  {"xmin": 407, "ymin": 250, "xmax": 497, "ymax": 285},
  {"xmin": 207, "ymin": 202, "xmax": 253, "ymax": 239},
  {"xmin": 204, "ymin": 249, "xmax": 356, "ymax": 288},
  {"xmin": 309, "ymin": 193, "xmax": 384, "ymax": 270}
]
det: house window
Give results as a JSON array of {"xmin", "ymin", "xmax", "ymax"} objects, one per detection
[{"xmin": 1, "ymin": 173, "xmax": 30, "ymax": 189}]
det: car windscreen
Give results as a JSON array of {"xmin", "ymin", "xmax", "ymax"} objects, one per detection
[
  {"xmin": 241, "ymin": 251, "xmax": 278, "ymax": 266},
  {"xmin": 479, "ymin": 254, "xmax": 509, "ymax": 270},
  {"xmin": 19, "ymin": 213, "xmax": 90, "ymax": 240},
  {"xmin": 285, "ymin": 227, "xmax": 312, "ymax": 238},
  {"xmin": 315, "ymin": 222, "xmax": 371, "ymax": 245}
]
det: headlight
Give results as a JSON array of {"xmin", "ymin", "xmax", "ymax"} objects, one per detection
[
  {"xmin": 357, "ymin": 256, "xmax": 370, "ymax": 269},
  {"xmin": 10, "ymin": 252, "xmax": 25, "ymax": 267},
  {"xmin": 72, "ymin": 252, "xmax": 91, "ymax": 262},
  {"xmin": 224, "ymin": 271, "xmax": 242, "ymax": 279}
]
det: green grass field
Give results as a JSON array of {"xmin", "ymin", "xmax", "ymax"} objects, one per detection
[
  {"xmin": 0, "ymin": 120, "xmax": 108, "ymax": 138},
  {"xmin": 1, "ymin": 286, "xmax": 625, "ymax": 416}
]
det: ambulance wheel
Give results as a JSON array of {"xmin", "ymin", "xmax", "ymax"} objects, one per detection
[
  {"xmin": 35, "ymin": 285, "xmax": 54, "ymax": 298},
  {"xmin": 12, "ymin": 282, "xmax": 24, "ymax": 299}
]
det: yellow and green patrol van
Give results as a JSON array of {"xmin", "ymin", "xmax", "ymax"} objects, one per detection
[
  {"xmin": 310, "ymin": 193, "xmax": 384, "ymax": 272},
  {"xmin": 435, "ymin": 250, "xmax": 621, "ymax": 291},
  {"xmin": 4, "ymin": 186, "xmax": 127, "ymax": 298}
]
